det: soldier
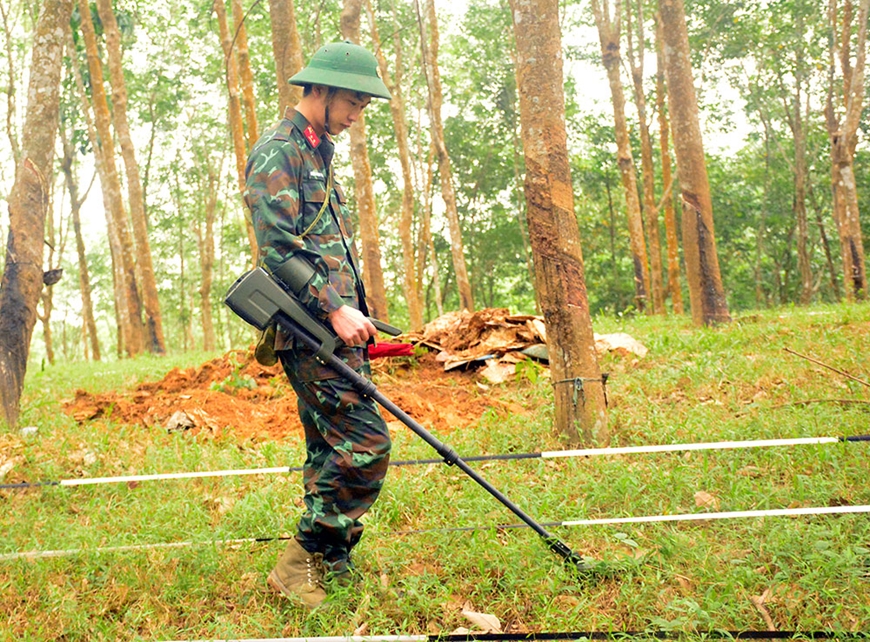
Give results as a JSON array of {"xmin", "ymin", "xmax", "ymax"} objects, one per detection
[{"xmin": 244, "ymin": 41, "xmax": 393, "ymax": 609}]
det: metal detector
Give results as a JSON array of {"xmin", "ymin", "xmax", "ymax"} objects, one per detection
[{"xmin": 225, "ymin": 267, "xmax": 585, "ymax": 570}]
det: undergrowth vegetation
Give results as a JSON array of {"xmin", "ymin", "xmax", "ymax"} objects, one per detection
[{"xmin": 1, "ymin": 305, "xmax": 869, "ymax": 640}]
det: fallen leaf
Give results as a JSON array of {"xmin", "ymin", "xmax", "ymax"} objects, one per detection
[
  {"xmin": 0, "ymin": 458, "xmax": 19, "ymax": 479},
  {"xmin": 594, "ymin": 332, "xmax": 648, "ymax": 358},
  {"xmin": 166, "ymin": 410, "xmax": 196, "ymax": 433},
  {"xmin": 750, "ymin": 589, "xmax": 776, "ymax": 631},
  {"xmin": 675, "ymin": 574, "xmax": 693, "ymax": 591},
  {"xmin": 462, "ymin": 609, "xmax": 502, "ymax": 633},
  {"xmin": 479, "ymin": 360, "xmax": 515, "ymax": 384},
  {"xmin": 209, "ymin": 496, "xmax": 235, "ymax": 514},
  {"xmin": 528, "ymin": 319, "xmax": 547, "ymax": 342},
  {"xmin": 694, "ymin": 490, "xmax": 720, "ymax": 510},
  {"xmin": 353, "ymin": 623, "xmax": 368, "ymax": 636},
  {"xmin": 500, "ymin": 352, "xmax": 527, "ymax": 364},
  {"xmin": 738, "ymin": 465, "xmax": 764, "ymax": 478}
]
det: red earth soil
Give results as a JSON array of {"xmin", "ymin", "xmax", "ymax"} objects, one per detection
[{"xmin": 62, "ymin": 349, "xmax": 530, "ymax": 442}]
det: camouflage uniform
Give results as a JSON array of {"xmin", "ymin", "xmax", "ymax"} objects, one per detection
[{"xmin": 244, "ymin": 107, "xmax": 391, "ymax": 575}]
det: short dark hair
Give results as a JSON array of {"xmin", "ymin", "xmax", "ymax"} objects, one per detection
[{"xmin": 302, "ymin": 84, "xmax": 340, "ymax": 98}]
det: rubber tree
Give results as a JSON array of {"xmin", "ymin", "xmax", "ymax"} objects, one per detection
[
  {"xmin": 268, "ymin": 0, "xmax": 304, "ymax": 116},
  {"xmin": 366, "ymin": 0, "xmax": 424, "ymax": 330},
  {"xmin": 509, "ymin": 0, "xmax": 608, "ymax": 444},
  {"xmin": 341, "ymin": 0, "xmax": 390, "ymax": 321},
  {"xmin": 591, "ymin": 0, "xmax": 652, "ymax": 314},
  {"xmin": 214, "ymin": 0, "xmax": 258, "ymax": 265},
  {"xmin": 415, "ymin": 0, "xmax": 474, "ymax": 311},
  {"xmin": 78, "ymin": 0, "xmax": 146, "ymax": 355},
  {"xmin": 625, "ymin": 0, "xmax": 665, "ymax": 314},
  {"xmin": 654, "ymin": 15, "xmax": 683, "ymax": 315},
  {"xmin": 0, "ymin": 0, "xmax": 73, "ymax": 427},
  {"xmin": 659, "ymin": 0, "xmax": 730, "ymax": 325},
  {"xmin": 96, "ymin": 0, "xmax": 167, "ymax": 353},
  {"xmin": 230, "ymin": 0, "xmax": 259, "ymax": 148},
  {"xmin": 826, "ymin": 0, "xmax": 869, "ymax": 301},
  {"xmin": 59, "ymin": 120, "xmax": 101, "ymax": 361}
]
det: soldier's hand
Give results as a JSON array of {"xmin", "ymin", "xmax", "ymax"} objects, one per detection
[{"xmin": 328, "ymin": 305, "xmax": 377, "ymax": 347}]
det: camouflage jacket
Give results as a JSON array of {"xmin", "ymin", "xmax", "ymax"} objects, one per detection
[{"xmin": 244, "ymin": 108, "xmax": 368, "ymax": 378}]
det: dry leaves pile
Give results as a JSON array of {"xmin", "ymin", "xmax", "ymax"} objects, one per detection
[{"xmin": 405, "ymin": 308, "xmax": 648, "ymax": 384}]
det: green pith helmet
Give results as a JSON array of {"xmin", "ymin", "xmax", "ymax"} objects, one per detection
[{"xmin": 289, "ymin": 41, "xmax": 391, "ymax": 100}]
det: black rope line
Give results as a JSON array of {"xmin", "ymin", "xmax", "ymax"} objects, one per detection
[
  {"xmin": 6, "ymin": 502, "xmax": 869, "ymax": 563},
  {"xmin": 434, "ymin": 633, "xmax": 870, "ymax": 640},
  {"xmin": 2, "ymin": 434, "xmax": 868, "ymax": 492},
  {"xmin": 0, "ymin": 480, "xmax": 59, "ymax": 490},
  {"xmin": 440, "ymin": 633, "xmax": 870, "ymax": 640},
  {"xmin": 0, "ymin": 454, "xmax": 544, "ymax": 491}
]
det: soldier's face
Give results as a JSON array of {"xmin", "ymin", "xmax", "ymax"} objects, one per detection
[{"xmin": 325, "ymin": 89, "xmax": 372, "ymax": 135}]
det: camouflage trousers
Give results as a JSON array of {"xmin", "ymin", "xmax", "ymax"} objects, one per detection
[{"xmin": 279, "ymin": 352, "xmax": 391, "ymax": 574}]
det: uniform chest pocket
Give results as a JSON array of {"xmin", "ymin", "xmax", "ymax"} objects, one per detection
[
  {"xmin": 301, "ymin": 179, "xmax": 327, "ymax": 204},
  {"xmin": 299, "ymin": 179, "xmax": 336, "ymax": 237},
  {"xmin": 332, "ymin": 183, "xmax": 354, "ymax": 225}
]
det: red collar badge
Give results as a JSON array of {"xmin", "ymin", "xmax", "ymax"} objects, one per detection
[{"xmin": 303, "ymin": 125, "xmax": 320, "ymax": 148}]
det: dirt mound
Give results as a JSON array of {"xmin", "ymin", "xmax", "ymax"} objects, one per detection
[{"xmin": 63, "ymin": 348, "xmax": 529, "ymax": 442}]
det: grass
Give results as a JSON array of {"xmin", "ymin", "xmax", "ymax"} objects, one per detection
[{"xmin": 1, "ymin": 304, "xmax": 869, "ymax": 640}]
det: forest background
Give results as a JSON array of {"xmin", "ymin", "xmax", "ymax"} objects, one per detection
[{"xmin": 0, "ymin": 0, "xmax": 868, "ymax": 365}]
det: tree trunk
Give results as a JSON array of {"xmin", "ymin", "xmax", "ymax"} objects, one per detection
[
  {"xmin": 794, "ymin": 103, "xmax": 813, "ymax": 304},
  {"xmin": 509, "ymin": 79, "xmax": 536, "ymax": 293},
  {"xmin": 96, "ymin": 0, "xmax": 166, "ymax": 353},
  {"xmin": 510, "ymin": 0, "xmax": 608, "ymax": 444},
  {"xmin": 339, "ymin": 0, "xmax": 389, "ymax": 321},
  {"xmin": 0, "ymin": 0, "xmax": 20, "ymax": 171},
  {"xmin": 756, "ymin": 121, "xmax": 772, "ymax": 307},
  {"xmin": 659, "ymin": 0, "xmax": 730, "ymax": 325},
  {"xmin": 214, "ymin": 0, "xmax": 258, "ymax": 266},
  {"xmin": 808, "ymin": 180, "xmax": 841, "ymax": 300},
  {"xmin": 171, "ymin": 166, "xmax": 193, "ymax": 351},
  {"xmin": 37, "ymin": 179, "xmax": 63, "ymax": 366},
  {"xmin": 66, "ymin": 25, "xmax": 118, "ymax": 359},
  {"xmin": 0, "ymin": 0, "xmax": 72, "ymax": 427},
  {"xmin": 77, "ymin": 0, "xmax": 146, "ymax": 355},
  {"xmin": 268, "ymin": 0, "xmax": 304, "ymax": 116},
  {"xmin": 626, "ymin": 0, "xmax": 665, "ymax": 314},
  {"xmin": 231, "ymin": 0, "xmax": 259, "ymax": 147},
  {"xmin": 367, "ymin": 0, "xmax": 423, "ymax": 330},
  {"xmin": 60, "ymin": 127, "xmax": 101, "ymax": 362},
  {"xmin": 196, "ymin": 163, "xmax": 219, "ymax": 352},
  {"xmin": 591, "ymin": 0, "xmax": 651, "ymax": 313},
  {"xmin": 826, "ymin": 0, "xmax": 868, "ymax": 300},
  {"xmin": 419, "ymin": 140, "xmax": 443, "ymax": 318},
  {"xmin": 791, "ymin": 8, "xmax": 813, "ymax": 305},
  {"xmin": 655, "ymin": 17, "xmax": 683, "ymax": 315},
  {"xmin": 416, "ymin": 0, "xmax": 474, "ymax": 311}
]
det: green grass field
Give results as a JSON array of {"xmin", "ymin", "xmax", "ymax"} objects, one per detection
[{"xmin": 1, "ymin": 305, "xmax": 869, "ymax": 640}]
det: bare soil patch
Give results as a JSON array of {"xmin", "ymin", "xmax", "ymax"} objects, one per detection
[{"xmin": 62, "ymin": 349, "xmax": 530, "ymax": 442}]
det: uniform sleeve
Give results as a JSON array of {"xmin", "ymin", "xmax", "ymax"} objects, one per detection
[{"xmin": 244, "ymin": 140, "xmax": 346, "ymax": 317}]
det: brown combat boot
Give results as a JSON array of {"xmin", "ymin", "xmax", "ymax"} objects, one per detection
[{"xmin": 267, "ymin": 539, "xmax": 327, "ymax": 609}]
